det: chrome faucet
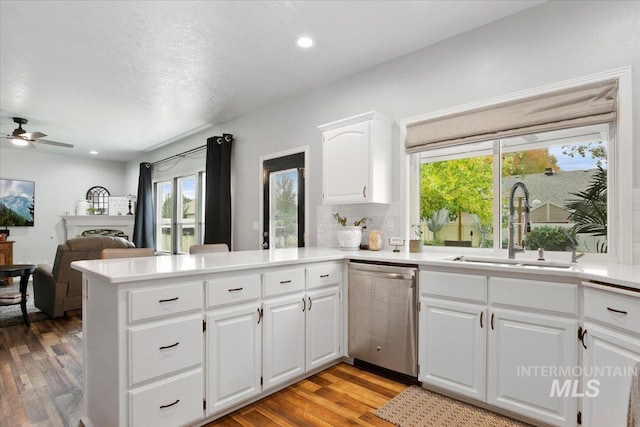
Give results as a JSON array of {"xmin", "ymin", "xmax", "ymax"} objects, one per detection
[
  {"xmin": 557, "ymin": 226, "xmax": 585, "ymax": 263},
  {"xmin": 508, "ymin": 182, "xmax": 531, "ymax": 259}
]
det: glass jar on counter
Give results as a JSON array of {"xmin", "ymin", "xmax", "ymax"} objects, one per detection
[{"xmin": 369, "ymin": 230, "xmax": 382, "ymax": 251}]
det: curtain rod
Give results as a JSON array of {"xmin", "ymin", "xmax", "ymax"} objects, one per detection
[{"xmin": 151, "ymin": 144, "xmax": 207, "ymax": 166}]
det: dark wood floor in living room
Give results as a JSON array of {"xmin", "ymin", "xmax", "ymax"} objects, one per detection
[
  {"xmin": 0, "ymin": 314, "xmax": 83, "ymax": 427},
  {"xmin": 1, "ymin": 315, "xmax": 405, "ymax": 427}
]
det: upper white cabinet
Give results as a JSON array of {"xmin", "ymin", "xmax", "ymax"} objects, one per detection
[{"xmin": 319, "ymin": 111, "xmax": 393, "ymax": 205}]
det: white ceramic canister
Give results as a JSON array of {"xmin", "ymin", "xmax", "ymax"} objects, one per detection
[{"xmin": 76, "ymin": 200, "xmax": 90, "ymax": 215}]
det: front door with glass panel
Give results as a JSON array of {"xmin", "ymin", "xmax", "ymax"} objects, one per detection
[{"xmin": 262, "ymin": 153, "xmax": 305, "ymax": 249}]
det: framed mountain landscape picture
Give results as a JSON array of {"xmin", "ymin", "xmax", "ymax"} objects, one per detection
[{"xmin": 0, "ymin": 178, "xmax": 35, "ymax": 226}]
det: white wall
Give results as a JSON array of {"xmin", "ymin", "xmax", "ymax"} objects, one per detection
[
  {"xmin": 125, "ymin": 2, "xmax": 640, "ymax": 258},
  {"xmin": 0, "ymin": 147, "xmax": 127, "ymax": 265}
]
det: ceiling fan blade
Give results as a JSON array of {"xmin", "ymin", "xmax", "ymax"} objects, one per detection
[
  {"xmin": 22, "ymin": 131, "xmax": 47, "ymax": 140},
  {"xmin": 36, "ymin": 139, "xmax": 74, "ymax": 149}
]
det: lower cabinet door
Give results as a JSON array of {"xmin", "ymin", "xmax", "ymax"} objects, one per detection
[
  {"xmin": 263, "ymin": 293, "xmax": 306, "ymax": 389},
  {"xmin": 129, "ymin": 369, "xmax": 203, "ymax": 427},
  {"xmin": 206, "ymin": 302, "xmax": 262, "ymax": 415},
  {"xmin": 488, "ymin": 309, "xmax": 577, "ymax": 427},
  {"xmin": 582, "ymin": 322, "xmax": 640, "ymax": 427},
  {"xmin": 419, "ymin": 297, "xmax": 486, "ymax": 401},
  {"xmin": 306, "ymin": 286, "xmax": 341, "ymax": 371}
]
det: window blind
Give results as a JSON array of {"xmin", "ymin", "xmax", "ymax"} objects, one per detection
[{"xmin": 405, "ymin": 80, "xmax": 618, "ymax": 154}]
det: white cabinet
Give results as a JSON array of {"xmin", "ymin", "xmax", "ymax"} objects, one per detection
[
  {"xmin": 581, "ymin": 284, "xmax": 640, "ymax": 427},
  {"xmin": 419, "ymin": 297, "xmax": 486, "ymax": 400},
  {"xmin": 319, "ymin": 111, "xmax": 392, "ymax": 205},
  {"xmin": 487, "ymin": 309, "xmax": 577, "ymax": 427},
  {"xmin": 419, "ymin": 270, "xmax": 578, "ymax": 427},
  {"xmin": 306, "ymin": 286, "xmax": 341, "ymax": 371},
  {"xmin": 263, "ymin": 293, "xmax": 307, "ymax": 389},
  {"xmin": 263, "ymin": 263, "xmax": 342, "ymax": 390},
  {"xmin": 206, "ymin": 302, "xmax": 262, "ymax": 415},
  {"xmin": 419, "ymin": 271, "xmax": 487, "ymax": 400}
]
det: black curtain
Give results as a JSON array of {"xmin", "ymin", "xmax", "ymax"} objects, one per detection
[
  {"xmin": 204, "ymin": 134, "xmax": 233, "ymax": 248},
  {"xmin": 133, "ymin": 162, "xmax": 155, "ymax": 248}
]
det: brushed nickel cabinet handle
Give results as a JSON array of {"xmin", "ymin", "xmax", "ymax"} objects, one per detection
[
  {"xmin": 308, "ymin": 297, "xmax": 312, "ymax": 311},
  {"xmin": 159, "ymin": 399, "xmax": 180, "ymax": 409},
  {"xmin": 491, "ymin": 313, "xmax": 494, "ymax": 330},
  {"xmin": 320, "ymin": 274, "xmax": 330, "ymax": 278},
  {"xmin": 159, "ymin": 342, "xmax": 179, "ymax": 350},
  {"xmin": 302, "ymin": 298, "xmax": 306, "ymax": 312},
  {"xmin": 280, "ymin": 280, "xmax": 291, "ymax": 285},
  {"xmin": 159, "ymin": 297, "xmax": 179, "ymax": 303},
  {"xmin": 228, "ymin": 287, "xmax": 243, "ymax": 292},
  {"xmin": 480, "ymin": 311, "xmax": 483, "ymax": 328},
  {"xmin": 363, "ymin": 186, "xmax": 367, "ymax": 198},
  {"xmin": 607, "ymin": 307, "xmax": 628, "ymax": 315},
  {"xmin": 257, "ymin": 308, "xmax": 263, "ymax": 324}
]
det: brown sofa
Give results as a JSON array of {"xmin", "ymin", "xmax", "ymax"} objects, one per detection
[{"xmin": 33, "ymin": 236, "xmax": 134, "ymax": 318}]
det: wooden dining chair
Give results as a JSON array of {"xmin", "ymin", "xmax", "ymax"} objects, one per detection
[{"xmin": 188, "ymin": 243, "xmax": 230, "ymax": 254}]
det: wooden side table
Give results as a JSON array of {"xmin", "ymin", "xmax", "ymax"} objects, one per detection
[
  {"xmin": 0, "ymin": 264, "xmax": 36, "ymax": 326},
  {"xmin": 0, "ymin": 241, "xmax": 14, "ymax": 285}
]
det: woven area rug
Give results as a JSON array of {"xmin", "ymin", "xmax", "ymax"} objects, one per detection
[
  {"xmin": 376, "ymin": 385, "xmax": 532, "ymax": 427},
  {"xmin": 0, "ymin": 282, "xmax": 49, "ymax": 327}
]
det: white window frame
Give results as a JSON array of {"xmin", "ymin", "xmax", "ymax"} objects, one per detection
[{"xmin": 400, "ymin": 67, "xmax": 632, "ymax": 263}]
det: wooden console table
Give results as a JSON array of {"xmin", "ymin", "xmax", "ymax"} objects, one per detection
[{"xmin": 0, "ymin": 241, "xmax": 14, "ymax": 285}]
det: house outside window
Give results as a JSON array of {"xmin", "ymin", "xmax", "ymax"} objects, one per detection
[{"xmin": 417, "ymin": 124, "xmax": 610, "ymax": 254}]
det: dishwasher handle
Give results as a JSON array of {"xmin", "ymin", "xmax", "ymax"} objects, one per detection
[{"xmin": 350, "ymin": 270, "xmax": 415, "ymax": 281}]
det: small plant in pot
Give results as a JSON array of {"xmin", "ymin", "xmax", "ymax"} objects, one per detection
[
  {"xmin": 333, "ymin": 213, "xmax": 371, "ymax": 251},
  {"xmin": 410, "ymin": 224, "xmax": 423, "ymax": 253}
]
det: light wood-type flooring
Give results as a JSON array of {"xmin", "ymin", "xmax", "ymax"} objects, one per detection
[{"xmin": 1, "ymin": 315, "xmax": 405, "ymax": 427}]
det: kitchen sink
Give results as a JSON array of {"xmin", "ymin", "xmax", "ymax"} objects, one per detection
[{"xmin": 448, "ymin": 255, "xmax": 574, "ymax": 270}]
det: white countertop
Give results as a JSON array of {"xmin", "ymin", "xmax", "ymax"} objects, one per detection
[{"xmin": 71, "ymin": 247, "xmax": 640, "ymax": 290}]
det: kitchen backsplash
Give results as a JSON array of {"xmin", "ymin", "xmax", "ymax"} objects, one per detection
[{"xmin": 317, "ymin": 202, "xmax": 401, "ymax": 251}]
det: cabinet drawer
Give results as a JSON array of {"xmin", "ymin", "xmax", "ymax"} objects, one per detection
[
  {"xmin": 421, "ymin": 271, "xmax": 487, "ymax": 303},
  {"xmin": 584, "ymin": 287, "xmax": 640, "ymax": 335},
  {"xmin": 129, "ymin": 315, "xmax": 203, "ymax": 385},
  {"xmin": 129, "ymin": 369, "xmax": 203, "ymax": 427},
  {"xmin": 490, "ymin": 277, "xmax": 578, "ymax": 315},
  {"xmin": 306, "ymin": 263, "xmax": 341, "ymax": 289},
  {"xmin": 206, "ymin": 274, "xmax": 261, "ymax": 308},
  {"xmin": 129, "ymin": 282, "xmax": 202, "ymax": 322},
  {"xmin": 263, "ymin": 268, "xmax": 305, "ymax": 298}
]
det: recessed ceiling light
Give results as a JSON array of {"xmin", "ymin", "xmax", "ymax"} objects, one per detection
[
  {"xmin": 89, "ymin": 150, "xmax": 98, "ymax": 155},
  {"xmin": 295, "ymin": 36, "xmax": 314, "ymax": 48}
]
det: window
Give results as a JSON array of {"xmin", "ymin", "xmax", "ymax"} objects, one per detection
[
  {"xmin": 156, "ymin": 180, "xmax": 172, "ymax": 253},
  {"xmin": 155, "ymin": 172, "xmax": 205, "ymax": 254},
  {"xmin": 417, "ymin": 124, "xmax": 610, "ymax": 254}
]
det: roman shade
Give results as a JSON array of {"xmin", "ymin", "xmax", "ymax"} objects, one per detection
[{"xmin": 405, "ymin": 80, "xmax": 618, "ymax": 153}]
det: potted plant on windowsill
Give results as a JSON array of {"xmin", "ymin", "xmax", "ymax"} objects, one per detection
[
  {"xmin": 410, "ymin": 224, "xmax": 423, "ymax": 253},
  {"xmin": 332, "ymin": 213, "xmax": 371, "ymax": 251}
]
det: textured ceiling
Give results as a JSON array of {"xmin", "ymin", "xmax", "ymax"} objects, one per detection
[{"xmin": 0, "ymin": 0, "xmax": 542, "ymax": 161}]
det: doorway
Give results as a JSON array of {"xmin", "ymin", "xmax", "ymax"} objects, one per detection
[{"xmin": 261, "ymin": 150, "xmax": 306, "ymax": 249}]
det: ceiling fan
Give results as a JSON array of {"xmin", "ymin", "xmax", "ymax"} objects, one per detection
[{"xmin": 3, "ymin": 117, "xmax": 74, "ymax": 149}]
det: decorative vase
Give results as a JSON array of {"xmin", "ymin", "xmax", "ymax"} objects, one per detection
[
  {"xmin": 337, "ymin": 226, "xmax": 362, "ymax": 251},
  {"xmin": 409, "ymin": 239, "xmax": 423, "ymax": 253}
]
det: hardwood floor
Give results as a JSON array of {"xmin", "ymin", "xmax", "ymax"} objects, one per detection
[
  {"xmin": 0, "ymin": 315, "xmax": 83, "ymax": 427},
  {"xmin": 207, "ymin": 363, "xmax": 407, "ymax": 427},
  {"xmin": 1, "ymin": 315, "xmax": 406, "ymax": 427}
]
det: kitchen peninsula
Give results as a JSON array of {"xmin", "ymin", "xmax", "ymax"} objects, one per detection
[{"xmin": 73, "ymin": 248, "xmax": 640, "ymax": 427}]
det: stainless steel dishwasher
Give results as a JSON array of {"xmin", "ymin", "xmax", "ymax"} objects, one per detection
[{"xmin": 348, "ymin": 261, "xmax": 418, "ymax": 378}]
